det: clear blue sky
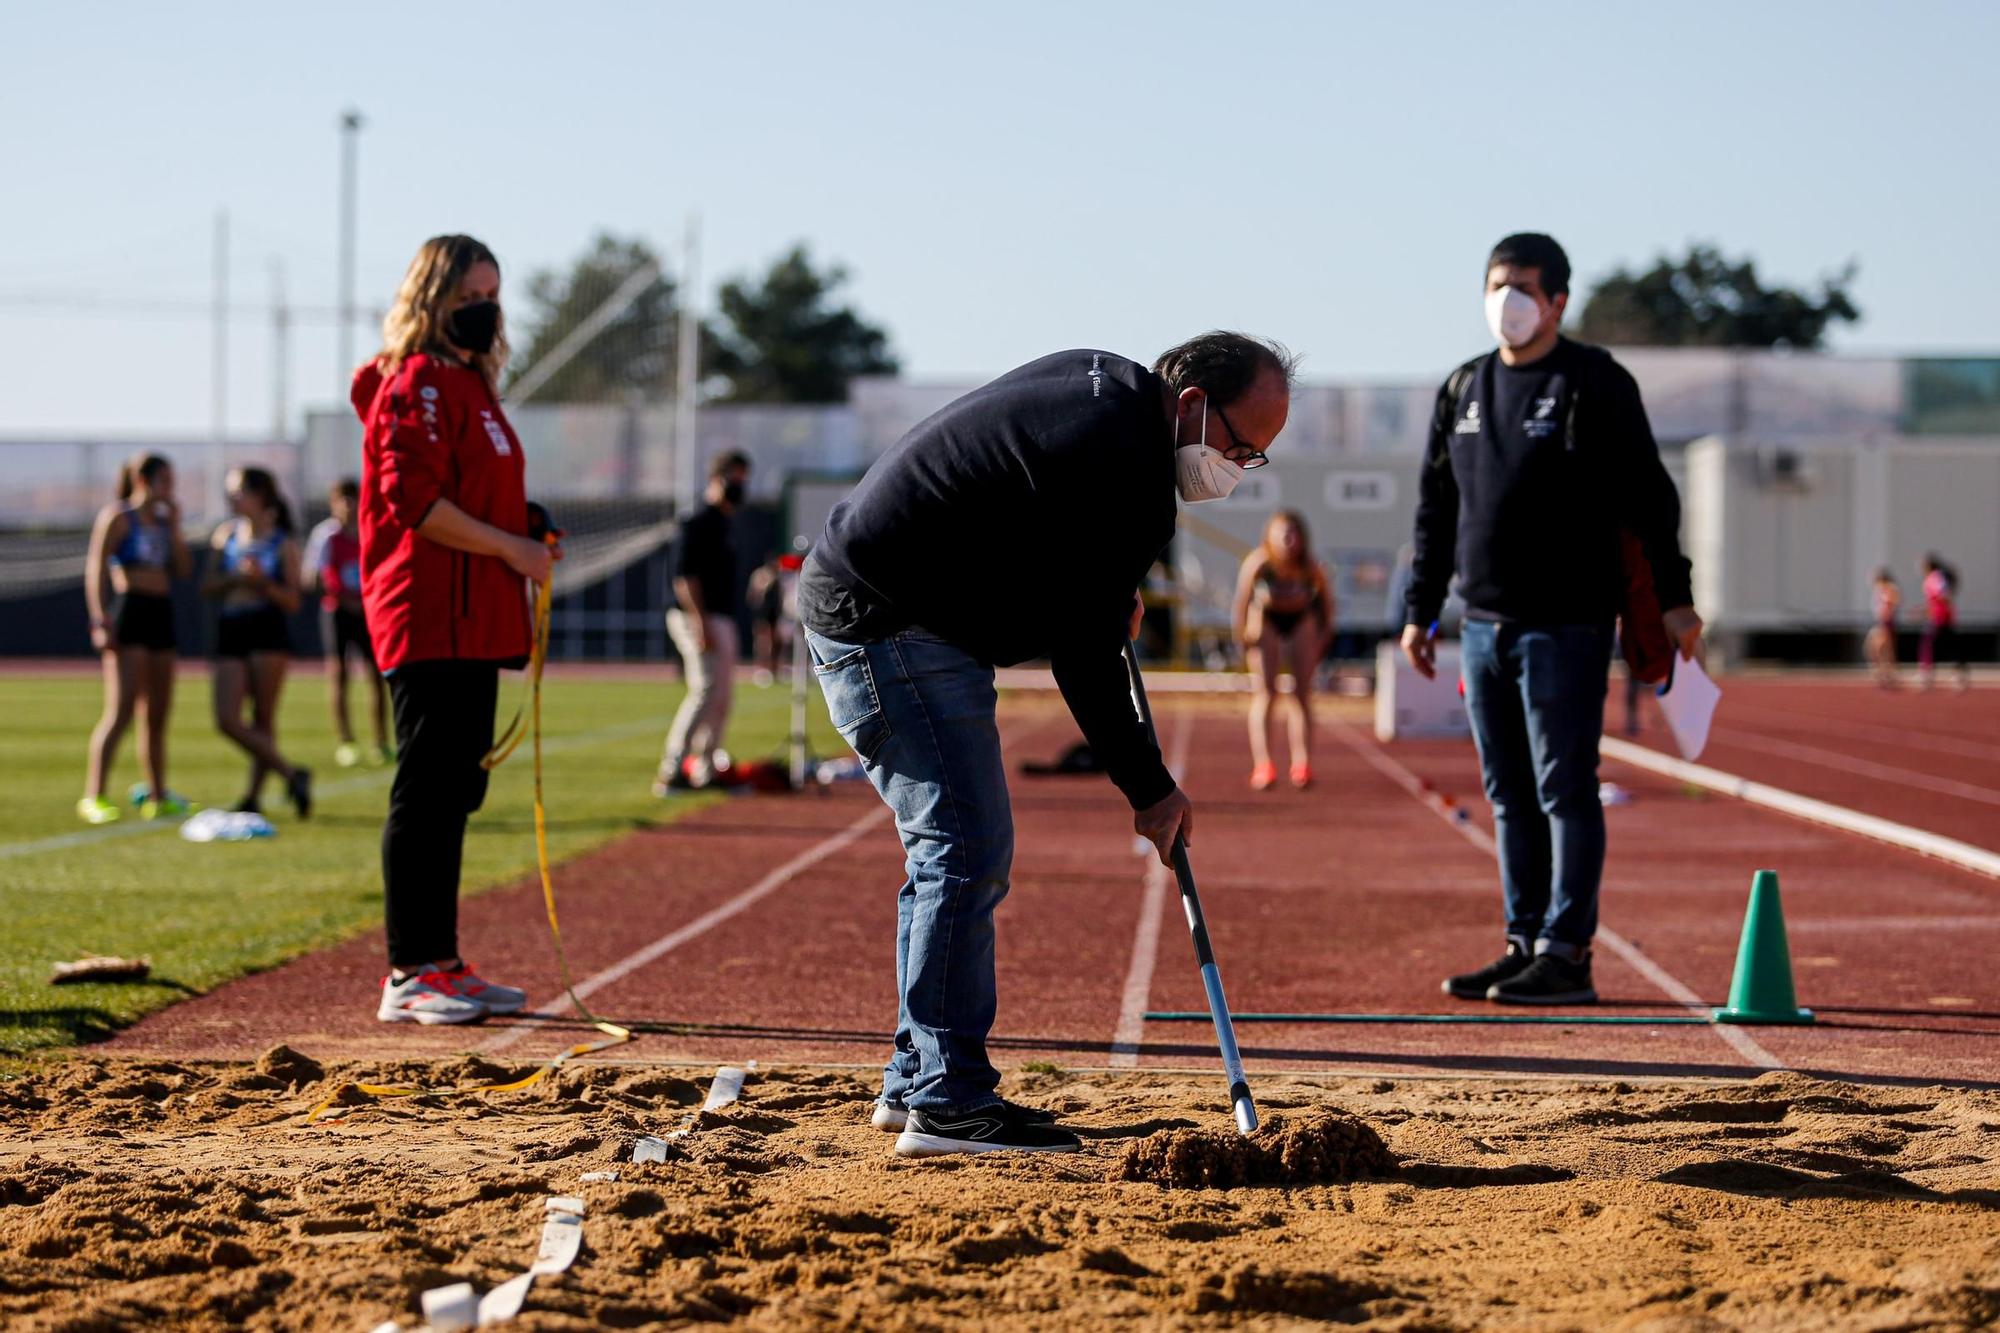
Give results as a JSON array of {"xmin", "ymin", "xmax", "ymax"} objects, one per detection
[{"xmin": 3, "ymin": 0, "xmax": 1994, "ymax": 437}]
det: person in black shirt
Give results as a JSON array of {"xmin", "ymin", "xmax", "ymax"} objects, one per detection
[
  {"xmin": 1403, "ymin": 233, "xmax": 1704, "ymax": 1006},
  {"xmin": 799, "ymin": 333, "xmax": 1293, "ymax": 1155},
  {"xmin": 657, "ymin": 451, "xmax": 750, "ymax": 793}
]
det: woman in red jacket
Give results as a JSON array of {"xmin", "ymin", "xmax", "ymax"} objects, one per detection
[{"xmin": 355, "ymin": 233, "xmax": 554, "ymax": 1025}]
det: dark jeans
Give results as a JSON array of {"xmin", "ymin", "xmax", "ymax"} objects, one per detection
[
  {"xmin": 1460, "ymin": 620, "xmax": 1613, "ymax": 950},
  {"xmin": 805, "ymin": 625, "xmax": 1011, "ymax": 1115},
  {"xmin": 383, "ymin": 660, "xmax": 498, "ymax": 968}
]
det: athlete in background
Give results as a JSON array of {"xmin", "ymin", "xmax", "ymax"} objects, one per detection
[
  {"xmin": 204, "ymin": 466, "xmax": 313, "ymax": 819},
  {"xmin": 317, "ymin": 478, "xmax": 391, "ymax": 766},
  {"xmin": 1918, "ymin": 553, "xmax": 1969, "ymax": 692},
  {"xmin": 1231, "ymin": 509, "xmax": 1333, "ymax": 790},
  {"xmin": 1866, "ymin": 567, "xmax": 1900, "ymax": 689},
  {"xmin": 79, "ymin": 453, "xmax": 193, "ymax": 823}
]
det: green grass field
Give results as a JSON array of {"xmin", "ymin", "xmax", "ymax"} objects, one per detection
[{"xmin": 0, "ymin": 667, "xmax": 841, "ymax": 1059}]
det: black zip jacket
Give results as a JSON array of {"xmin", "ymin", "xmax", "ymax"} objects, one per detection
[
  {"xmin": 799, "ymin": 349, "xmax": 1177, "ymax": 809},
  {"xmin": 1406, "ymin": 338, "xmax": 1693, "ymax": 628}
]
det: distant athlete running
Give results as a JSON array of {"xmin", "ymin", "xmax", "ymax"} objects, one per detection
[
  {"xmin": 317, "ymin": 479, "xmax": 391, "ymax": 766},
  {"xmin": 79, "ymin": 453, "xmax": 194, "ymax": 823},
  {"xmin": 204, "ymin": 467, "xmax": 314, "ymax": 818},
  {"xmin": 1866, "ymin": 567, "xmax": 1900, "ymax": 689},
  {"xmin": 1918, "ymin": 552, "xmax": 1969, "ymax": 692},
  {"xmin": 1231, "ymin": 510, "xmax": 1333, "ymax": 789}
]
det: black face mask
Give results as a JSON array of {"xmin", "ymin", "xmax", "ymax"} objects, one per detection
[
  {"xmin": 721, "ymin": 480, "xmax": 746, "ymax": 506},
  {"xmin": 445, "ymin": 301, "xmax": 501, "ymax": 355}
]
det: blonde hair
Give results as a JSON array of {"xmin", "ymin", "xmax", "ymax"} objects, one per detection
[{"xmin": 377, "ymin": 234, "xmax": 509, "ymax": 386}]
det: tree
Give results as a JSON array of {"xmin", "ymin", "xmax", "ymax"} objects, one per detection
[
  {"xmin": 708, "ymin": 244, "xmax": 899, "ymax": 403},
  {"xmin": 1577, "ymin": 243, "xmax": 1860, "ymax": 349},
  {"xmin": 507, "ymin": 234, "xmax": 691, "ymax": 403}
]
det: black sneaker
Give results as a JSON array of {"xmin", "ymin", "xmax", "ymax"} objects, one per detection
[
  {"xmin": 871, "ymin": 1097, "xmax": 1057, "ymax": 1134},
  {"xmin": 1488, "ymin": 952, "xmax": 1597, "ymax": 1005},
  {"xmin": 895, "ymin": 1103, "xmax": 1081, "ymax": 1156},
  {"xmin": 286, "ymin": 767, "xmax": 313, "ymax": 819},
  {"xmin": 652, "ymin": 771, "xmax": 697, "ymax": 796},
  {"xmin": 1443, "ymin": 940, "xmax": 1533, "ymax": 1000},
  {"xmin": 230, "ymin": 795, "xmax": 262, "ymax": 815}
]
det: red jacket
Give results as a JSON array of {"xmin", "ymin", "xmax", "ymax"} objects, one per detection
[{"xmin": 352, "ymin": 353, "xmax": 531, "ymax": 672}]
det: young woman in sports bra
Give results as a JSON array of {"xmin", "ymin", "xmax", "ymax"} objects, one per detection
[
  {"xmin": 1866, "ymin": 567, "xmax": 1900, "ymax": 689},
  {"xmin": 78, "ymin": 453, "xmax": 193, "ymax": 823},
  {"xmin": 203, "ymin": 466, "xmax": 313, "ymax": 817},
  {"xmin": 1232, "ymin": 509, "xmax": 1335, "ymax": 789}
]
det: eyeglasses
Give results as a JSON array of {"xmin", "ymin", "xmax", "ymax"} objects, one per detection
[{"xmin": 1209, "ymin": 401, "xmax": 1270, "ymax": 470}]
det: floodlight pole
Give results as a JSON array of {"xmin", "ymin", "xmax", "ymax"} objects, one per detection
[
  {"xmin": 212, "ymin": 210, "xmax": 229, "ymax": 453},
  {"xmin": 674, "ymin": 211, "xmax": 701, "ymax": 515},
  {"xmin": 336, "ymin": 108, "xmax": 363, "ymax": 397}
]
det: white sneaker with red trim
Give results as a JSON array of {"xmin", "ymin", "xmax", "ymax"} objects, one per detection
[
  {"xmin": 442, "ymin": 963, "xmax": 527, "ymax": 1015},
  {"xmin": 377, "ymin": 972, "xmax": 485, "ymax": 1025}
]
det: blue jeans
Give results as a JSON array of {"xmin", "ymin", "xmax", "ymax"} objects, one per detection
[
  {"xmin": 1459, "ymin": 620, "xmax": 1612, "ymax": 951},
  {"xmin": 805, "ymin": 626, "xmax": 1012, "ymax": 1114}
]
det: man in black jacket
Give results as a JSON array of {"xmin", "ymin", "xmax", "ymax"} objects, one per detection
[
  {"xmin": 799, "ymin": 333, "xmax": 1292, "ymax": 1156},
  {"xmin": 1403, "ymin": 233, "xmax": 1703, "ymax": 1006}
]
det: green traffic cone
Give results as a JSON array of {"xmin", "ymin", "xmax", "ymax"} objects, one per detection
[{"xmin": 1712, "ymin": 870, "xmax": 1815, "ymax": 1025}]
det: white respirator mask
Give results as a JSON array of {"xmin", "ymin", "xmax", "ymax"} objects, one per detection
[
  {"xmin": 1173, "ymin": 399, "xmax": 1244, "ymax": 503},
  {"xmin": 1484, "ymin": 285, "xmax": 1544, "ymax": 348}
]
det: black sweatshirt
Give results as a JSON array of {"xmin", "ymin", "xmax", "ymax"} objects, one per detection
[
  {"xmin": 1406, "ymin": 338, "xmax": 1693, "ymax": 628},
  {"xmin": 674, "ymin": 505, "xmax": 738, "ymax": 616},
  {"xmin": 798, "ymin": 349, "xmax": 1177, "ymax": 809}
]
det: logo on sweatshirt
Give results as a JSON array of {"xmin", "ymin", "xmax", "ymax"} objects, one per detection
[
  {"xmin": 1088, "ymin": 353, "xmax": 1105, "ymax": 398},
  {"xmin": 1524, "ymin": 392, "xmax": 1562, "ymax": 439},
  {"xmin": 480, "ymin": 410, "xmax": 512, "ymax": 456},
  {"xmin": 1454, "ymin": 402, "xmax": 1481, "ymax": 435}
]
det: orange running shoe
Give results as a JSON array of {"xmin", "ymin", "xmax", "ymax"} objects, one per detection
[
  {"xmin": 1250, "ymin": 761, "xmax": 1277, "ymax": 791},
  {"xmin": 1290, "ymin": 763, "xmax": 1314, "ymax": 790}
]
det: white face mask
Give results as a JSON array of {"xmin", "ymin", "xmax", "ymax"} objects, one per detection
[
  {"xmin": 1173, "ymin": 399, "xmax": 1244, "ymax": 503},
  {"xmin": 1484, "ymin": 285, "xmax": 1544, "ymax": 348}
]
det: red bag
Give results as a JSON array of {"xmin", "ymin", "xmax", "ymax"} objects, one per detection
[{"xmin": 1619, "ymin": 529, "xmax": 1674, "ymax": 686}]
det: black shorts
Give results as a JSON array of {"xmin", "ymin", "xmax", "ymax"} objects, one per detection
[
  {"xmin": 215, "ymin": 607, "xmax": 291, "ymax": 658},
  {"xmin": 322, "ymin": 606, "xmax": 376, "ymax": 668},
  {"xmin": 1263, "ymin": 608, "xmax": 1307, "ymax": 639},
  {"xmin": 109, "ymin": 593, "xmax": 176, "ymax": 652}
]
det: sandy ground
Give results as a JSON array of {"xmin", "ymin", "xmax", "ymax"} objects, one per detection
[{"xmin": 1, "ymin": 1053, "xmax": 1996, "ymax": 1331}]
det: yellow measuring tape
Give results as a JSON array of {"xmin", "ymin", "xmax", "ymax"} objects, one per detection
[{"xmin": 309, "ymin": 571, "xmax": 633, "ymax": 1123}]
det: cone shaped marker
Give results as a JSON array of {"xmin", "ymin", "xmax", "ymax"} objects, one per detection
[{"xmin": 1712, "ymin": 869, "xmax": 1815, "ymax": 1025}]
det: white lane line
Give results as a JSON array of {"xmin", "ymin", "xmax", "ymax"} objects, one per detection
[
  {"xmin": 1600, "ymin": 736, "xmax": 2000, "ymax": 881},
  {"xmin": 1330, "ymin": 724, "xmax": 1783, "ymax": 1071},
  {"xmin": 1109, "ymin": 708, "xmax": 1194, "ymax": 1069},
  {"xmin": 1726, "ymin": 701, "xmax": 2000, "ymax": 765},
  {"xmin": 0, "ymin": 715, "xmax": 674, "ymax": 863},
  {"xmin": 1705, "ymin": 730, "xmax": 2000, "ymax": 808},
  {"xmin": 481, "ymin": 804, "xmax": 893, "ymax": 1055}
]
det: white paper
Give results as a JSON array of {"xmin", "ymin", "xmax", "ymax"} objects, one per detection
[{"xmin": 1655, "ymin": 655, "xmax": 1722, "ymax": 760}]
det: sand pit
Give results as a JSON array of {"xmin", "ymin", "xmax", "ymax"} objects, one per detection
[{"xmin": 2, "ymin": 1054, "xmax": 1997, "ymax": 1329}]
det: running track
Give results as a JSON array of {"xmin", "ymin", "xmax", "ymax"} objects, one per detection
[{"xmin": 110, "ymin": 681, "xmax": 2000, "ymax": 1086}]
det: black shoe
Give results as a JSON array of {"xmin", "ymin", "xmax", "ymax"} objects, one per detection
[
  {"xmin": 872, "ymin": 1097, "xmax": 1057, "ymax": 1133},
  {"xmin": 1488, "ymin": 952, "xmax": 1598, "ymax": 1005},
  {"xmin": 652, "ymin": 772, "xmax": 697, "ymax": 796},
  {"xmin": 1443, "ymin": 940, "xmax": 1532, "ymax": 1000},
  {"xmin": 230, "ymin": 796, "xmax": 262, "ymax": 815},
  {"xmin": 287, "ymin": 767, "xmax": 314, "ymax": 819},
  {"xmin": 895, "ymin": 1103, "xmax": 1082, "ymax": 1157}
]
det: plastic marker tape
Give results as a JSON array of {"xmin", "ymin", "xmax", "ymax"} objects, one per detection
[
  {"xmin": 701, "ymin": 1064, "xmax": 751, "ymax": 1112},
  {"xmin": 579, "ymin": 1170, "xmax": 618, "ymax": 1182},
  {"xmin": 631, "ymin": 1135, "xmax": 673, "ymax": 1163},
  {"xmin": 421, "ymin": 1283, "xmax": 479, "ymax": 1333},
  {"xmin": 476, "ymin": 1197, "xmax": 585, "ymax": 1324}
]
